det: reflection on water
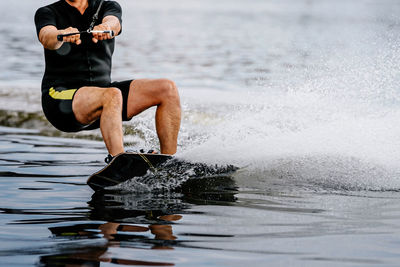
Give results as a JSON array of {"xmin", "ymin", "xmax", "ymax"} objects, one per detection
[
  {"xmin": 40, "ymin": 186, "xmax": 238, "ymax": 266},
  {"xmin": 40, "ymin": 193, "xmax": 187, "ymax": 266},
  {"xmin": 2, "ymin": 127, "xmax": 400, "ymax": 266},
  {"xmin": 20, "ymin": 186, "xmax": 238, "ymax": 266},
  {"xmin": 0, "ymin": 127, "xmax": 240, "ymax": 266}
]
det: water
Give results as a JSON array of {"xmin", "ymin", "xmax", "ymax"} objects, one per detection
[
  {"xmin": 1, "ymin": 0, "xmax": 400, "ymax": 266},
  {"xmin": 2, "ymin": 128, "xmax": 400, "ymax": 267}
]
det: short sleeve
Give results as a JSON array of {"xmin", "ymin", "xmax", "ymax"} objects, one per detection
[
  {"xmin": 34, "ymin": 7, "xmax": 57, "ymax": 37},
  {"xmin": 103, "ymin": 1, "xmax": 122, "ymax": 25}
]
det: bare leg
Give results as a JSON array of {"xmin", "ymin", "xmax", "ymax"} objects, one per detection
[
  {"xmin": 72, "ymin": 87, "xmax": 124, "ymax": 156},
  {"xmin": 126, "ymin": 79, "xmax": 181, "ymax": 155}
]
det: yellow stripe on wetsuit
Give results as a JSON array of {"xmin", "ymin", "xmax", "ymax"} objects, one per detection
[{"xmin": 49, "ymin": 87, "xmax": 77, "ymax": 100}]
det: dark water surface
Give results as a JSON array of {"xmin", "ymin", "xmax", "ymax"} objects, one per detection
[
  {"xmin": 1, "ymin": 0, "xmax": 400, "ymax": 266},
  {"xmin": 1, "ymin": 126, "xmax": 400, "ymax": 266}
]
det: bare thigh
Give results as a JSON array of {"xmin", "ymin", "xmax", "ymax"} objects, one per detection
[
  {"xmin": 72, "ymin": 86, "xmax": 107, "ymax": 125},
  {"xmin": 126, "ymin": 79, "xmax": 177, "ymax": 118}
]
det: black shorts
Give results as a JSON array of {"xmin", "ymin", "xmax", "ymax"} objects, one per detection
[{"xmin": 41, "ymin": 80, "xmax": 133, "ymax": 133}]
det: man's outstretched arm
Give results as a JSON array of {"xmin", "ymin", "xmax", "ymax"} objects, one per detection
[
  {"xmin": 38, "ymin": 26, "xmax": 82, "ymax": 50},
  {"xmin": 38, "ymin": 15, "xmax": 120, "ymax": 50},
  {"xmin": 91, "ymin": 15, "xmax": 121, "ymax": 43}
]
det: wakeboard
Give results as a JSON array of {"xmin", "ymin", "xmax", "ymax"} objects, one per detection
[{"xmin": 87, "ymin": 152, "xmax": 172, "ymax": 191}]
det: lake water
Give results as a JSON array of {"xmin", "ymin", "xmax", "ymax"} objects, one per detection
[{"xmin": 1, "ymin": 0, "xmax": 400, "ymax": 266}]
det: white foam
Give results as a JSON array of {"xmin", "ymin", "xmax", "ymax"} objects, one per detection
[{"xmin": 176, "ymin": 40, "xmax": 400, "ymax": 191}]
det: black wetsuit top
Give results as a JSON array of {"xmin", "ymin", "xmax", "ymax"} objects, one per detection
[{"xmin": 34, "ymin": 0, "xmax": 122, "ymax": 92}]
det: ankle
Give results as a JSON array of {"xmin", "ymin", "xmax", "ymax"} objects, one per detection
[{"xmin": 105, "ymin": 154, "xmax": 114, "ymax": 164}]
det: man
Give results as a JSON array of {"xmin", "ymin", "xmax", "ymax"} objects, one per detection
[{"xmin": 34, "ymin": 0, "xmax": 181, "ymax": 162}]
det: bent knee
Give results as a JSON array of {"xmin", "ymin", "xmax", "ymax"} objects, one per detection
[
  {"xmin": 103, "ymin": 87, "xmax": 123, "ymax": 105},
  {"xmin": 158, "ymin": 79, "xmax": 179, "ymax": 100}
]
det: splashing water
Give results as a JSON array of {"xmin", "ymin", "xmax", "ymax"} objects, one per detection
[
  {"xmin": 172, "ymin": 39, "xmax": 400, "ymax": 192},
  {"xmin": 1, "ymin": 0, "xmax": 399, "ymax": 193}
]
